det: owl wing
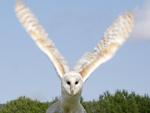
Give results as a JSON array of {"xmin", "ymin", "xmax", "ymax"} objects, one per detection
[
  {"xmin": 15, "ymin": 0, "xmax": 69, "ymax": 78},
  {"xmin": 74, "ymin": 13, "xmax": 134, "ymax": 81}
]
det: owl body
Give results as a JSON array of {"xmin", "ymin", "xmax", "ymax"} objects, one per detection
[
  {"xmin": 47, "ymin": 81, "xmax": 86, "ymax": 113},
  {"xmin": 46, "ymin": 97, "xmax": 86, "ymax": 113},
  {"xmin": 15, "ymin": 1, "xmax": 134, "ymax": 113}
]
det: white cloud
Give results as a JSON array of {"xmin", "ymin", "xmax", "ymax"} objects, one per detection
[{"xmin": 132, "ymin": 1, "xmax": 150, "ymax": 40}]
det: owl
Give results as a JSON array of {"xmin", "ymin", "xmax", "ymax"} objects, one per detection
[{"xmin": 15, "ymin": 0, "xmax": 134, "ymax": 113}]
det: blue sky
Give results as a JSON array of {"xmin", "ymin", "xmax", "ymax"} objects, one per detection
[{"xmin": 0, "ymin": 0, "xmax": 150, "ymax": 103}]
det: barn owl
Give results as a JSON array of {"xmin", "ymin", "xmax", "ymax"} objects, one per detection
[{"xmin": 15, "ymin": 0, "xmax": 134, "ymax": 113}]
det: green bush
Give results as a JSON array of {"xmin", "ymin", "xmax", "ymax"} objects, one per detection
[
  {"xmin": 83, "ymin": 90, "xmax": 150, "ymax": 113},
  {"xmin": 0, "ymin": 97, "xmax": 49, "ymax": 113},
  {"xmin": 0, "ymin": 104, "xmax": 3, "ymax": 109},
  {"xmin": 0, "ymin": 90, "xmax": 150, "ymax": 113}
]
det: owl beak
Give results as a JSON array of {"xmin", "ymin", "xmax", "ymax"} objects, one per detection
[
  {"xmin": 71, "ymin": 90, "xmax": 74, "ymax": 95},
  {"xmin": 70, "ymin": 86, "xmax": 75, "ymax": 95}
]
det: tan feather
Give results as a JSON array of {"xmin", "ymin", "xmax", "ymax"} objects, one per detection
[
  {"xmin": 74, "ymin": 12, "xmax": 134, "ymax": 81},
  {"xmin": 15, "ymin": 0, "xmax": 70, "ymax": 78}
]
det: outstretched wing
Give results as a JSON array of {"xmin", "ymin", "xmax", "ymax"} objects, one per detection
[
  {"xmin": 74, "ymin": 13, "xmax": 134, "ymax": 81},
  {"xmin": 15, "ymin": 0, "xmax": 69, "ymax": 78}
]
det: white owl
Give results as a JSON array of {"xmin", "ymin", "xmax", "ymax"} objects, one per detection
[{"xmin": 15, "ymin": 0, "xmax": 134, "ymax": 113}]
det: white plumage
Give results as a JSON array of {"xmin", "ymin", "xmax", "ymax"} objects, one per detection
[
  {"xmin": 74, "ymin": 13, "xmax": 134, "ymax": 81},
  {"xmin": 15, "ymin": 0, "xmax": 69, "ymax": 78},
  {"xmin": 15, "ymin": 0, "xmax": 134, "ymax": 113}
]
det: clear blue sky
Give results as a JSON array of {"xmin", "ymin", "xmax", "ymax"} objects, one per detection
[{"xmin": 0, "ymin": 0, "xmax": 150, "ymax": 103}]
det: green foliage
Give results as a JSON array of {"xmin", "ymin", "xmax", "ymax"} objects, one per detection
[
  {"xmin": 0, "ymin": 97, "xmax": 49, "ymax": 113},
  {"xmin": 0, "ymin": 90, "xmax": 150, "ymax": 113},
  {"xmin": 0, "ymin": 104, "xmax": 3, "ymax": 109},
  {"xmin": 83, "ymin": 90, "xmax": 150, "ymax": 113}
]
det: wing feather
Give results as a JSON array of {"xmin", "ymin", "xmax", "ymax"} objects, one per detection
[
  {"xmin": 74, "ymin": 13, "xmax": 134, "ymax": 81},
  {"xmin": 15, "ymin": 0, "xmax": 69, "ymax": 78}
]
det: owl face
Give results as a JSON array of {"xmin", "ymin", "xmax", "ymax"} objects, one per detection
[{"xmin": 61, "ymin": 71, "xmax": 83, "ymax": 96}]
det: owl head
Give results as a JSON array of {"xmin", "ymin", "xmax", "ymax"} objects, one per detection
[{"xmin": 61, "ymin": 71, "xmax": 83, "ymax": 96}]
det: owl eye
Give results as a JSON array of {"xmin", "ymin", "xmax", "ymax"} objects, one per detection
[
  {"xmin": 66, "ymin": 81, "xmax": 71, "ymax": 85},
  {"xmin": 75, "ymin": 81, "xmax": 79, "ymax": 85}
]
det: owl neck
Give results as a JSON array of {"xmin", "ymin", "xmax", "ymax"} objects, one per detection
[{"xmin": 60, "ymin": 87, "xmax": 82, "ymax": 110}]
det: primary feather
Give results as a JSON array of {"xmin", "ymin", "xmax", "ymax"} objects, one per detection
[
  {"xmin": 74, "ymin": 13, "xmax": 134, "ymax": 81},
  {"xmin": 15, "ymin": 0, "xmax": 69, "ymax": 78}
]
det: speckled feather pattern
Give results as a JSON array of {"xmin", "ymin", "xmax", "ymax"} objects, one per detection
[
  {"xmin": 15, "ymin": 0, "xmax": 69, "ymax": 77},
  {"xmin": 74, "ymin": 13, "xmax": 134, "ymax": 81}
]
